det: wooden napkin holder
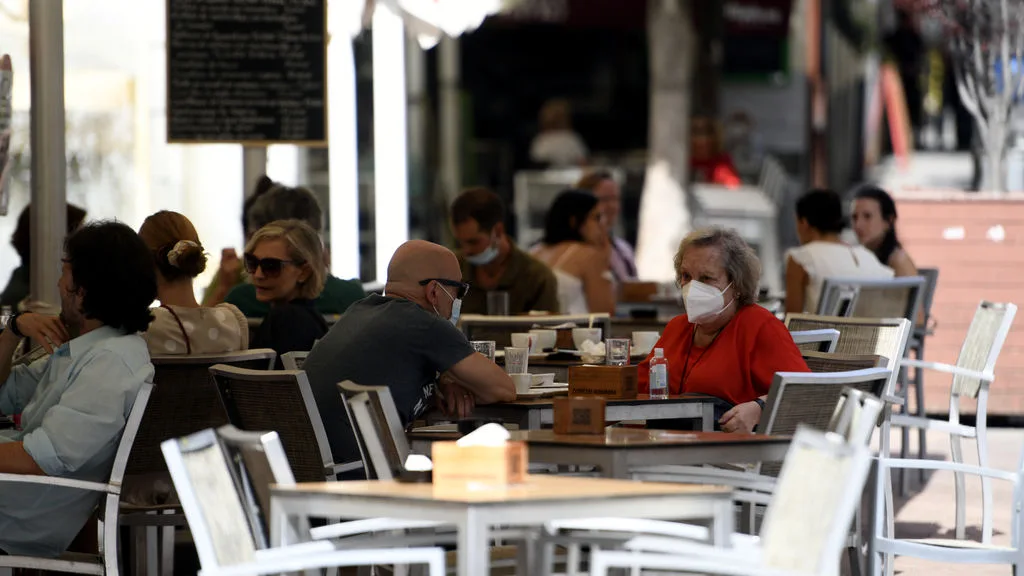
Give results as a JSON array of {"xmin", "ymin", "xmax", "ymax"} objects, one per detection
[
  {"xmin": 568, "ymin": 365, "xmax": 638, "ymax": 399},
  {"xmin": 555, "ymin": 328, "xmax": 575, "ymax": 351},
  {"xmin": 619, "ymin": 281, "xmax": 660, "ymax": 303},
  {"xmin": 431, "ymin": 441, "xmax": 527, "ymax": 486},
  {"xmin": 554, "ymin": 397, "xmax": 606, "ymax": 434}
]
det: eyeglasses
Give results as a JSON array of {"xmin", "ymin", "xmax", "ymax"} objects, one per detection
[
  {"xmin": 419, "ymin": 278, "xmax": 470, "ymax": 299},
  {"xmin": 244, "ymin": 253, "xmax": 302, "ymax": 277}
]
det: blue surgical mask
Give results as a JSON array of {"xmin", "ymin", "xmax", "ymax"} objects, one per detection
[
  {"xmin": 433, "ymin": 284, "xmax": 463, "ymax": 326},
  {"xmin": 465, "ymin": 238, "xmax": 500, "ymax": 266}
]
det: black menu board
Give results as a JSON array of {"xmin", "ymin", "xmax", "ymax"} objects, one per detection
[{"xmin": 166, "ymin": 0, "xmax": 327, "ymax": 144}]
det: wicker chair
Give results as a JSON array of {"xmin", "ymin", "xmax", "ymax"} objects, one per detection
[
  {"xmin": 209, "ymin": 365, "xmax": 357, "ymax": 483},
  {"xmin": 802, "ymin": 351, "xmax": 884, "ymax": 374},
  {"xmin": 337, "ymin": 381, "xmax": 409, "ymax": 480},
  {"xmin": 790, "ymin": 329, "xmax": 840, "ymax": 353},
  {"xmin": 459, "ymin": 313, "xmax": 612, "ymax": 347},
  {"xmin": 0, "ymin": 384, "xmax": 152, "ymax": 576},
  {"xmin": 817, "ymin": 276, "xmax": 926, "ymax": 323},
  {"xmin": 280, "ymin": 351, "xmax": 308, "ymax": 371},
  {"xmin": 119, "ymin": 349, "xmax": 276, "ymax": 576}
]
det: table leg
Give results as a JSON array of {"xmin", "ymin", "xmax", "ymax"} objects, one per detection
[
  {"xmin": 709, "ymin": 497, "xmax": 735, "ymax": 547},
  {"xmin": 269, "ymin": 497, "xmax": 305, "ymax": 548},
  {"xmin": 702, "ymin": 402, "xmax": 715, "ymax": 431},
  {"xmin": 527, "ymin": 409, "xmax": 542, "ymax": 430},
  {"xmin": 458, "ymin": 509, "xmax": 489, "ymax": 576}
]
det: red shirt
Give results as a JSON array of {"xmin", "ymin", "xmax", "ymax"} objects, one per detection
[
  {"xmin": 638, "ymin": 304, "xmax": 809, "ymax": 405},
  {"xmin": 691, "ymin": 154, "xmax": 741, "ymax": 187}
]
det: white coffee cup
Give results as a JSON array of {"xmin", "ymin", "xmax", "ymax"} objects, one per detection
[
  {"xmin": 511, "ymin": 373, "xmax": 533, "ymax": 395},
  {"xmin": 511, "ymin": 333, "xmax": 540, "ymax": 354},
  {"xmin": 531, "ymin": 373, "xmax": 556, "ymax": 387},
  {"xmin": 572, "ymin": 328, "xmax": 603, "ymax": 350},
  {"xmin": 632, "ymin": 331, "xmax": 661, "ymax": 356},
  {"xmin": 528, "ymin": 329, "xmax": 558, "ymax": 351}
]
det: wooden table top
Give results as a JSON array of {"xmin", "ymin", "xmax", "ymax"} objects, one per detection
[
  {"xmin": 492, "ymin": 393, "xmax": 717, "ymax": 408},
  {"xmin": 510, "ymin": 428, "xmax": 792, "ymax": 449},
  {"xmin": 272, "ymin": 474, "xmax": 730, "ymax": 504}
]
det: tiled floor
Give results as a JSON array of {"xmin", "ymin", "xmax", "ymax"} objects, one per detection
[{"xmin": 888, "ymin": 428, "xmax": 1023, "ymax": 574}]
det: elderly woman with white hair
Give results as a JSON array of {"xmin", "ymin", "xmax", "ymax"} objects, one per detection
[{"xmin": 637, "ymin": 227, "xmax": 809, "ymax": 433}]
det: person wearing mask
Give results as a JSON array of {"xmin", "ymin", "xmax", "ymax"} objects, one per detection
[
  {"xmin": 1, "ymin": 204, "xmax": 87, "ymax": 309},
  {"xmin": 785, "ymin": 189, "xmax": 893, "ymax": 314},
  {"xmin": 531, "ymin": 190, "xmax": 616, "ymax": 315},
  {"xmin": 450, "ymin": 187, "xmax": 560, "ymax": 315},
  {"xmin": 206, "ymin": 180, "xmax": 365, "ymax": 316},
  {"xmin": 246, "ymin": 220, "xmax": 328, "ymax": 364},
  {"xmin": 138, "ymin": 211, "xmax": 248, "ymax": 355},
  {"xmin": 303, "ymin": 240, "xmax": 516, "ymax": 471},
  {"xmin": 0, "ymin": 221, "xmax": 156, "ymax": 557},
  {"xmin": 576, "ymin": 171, "xmax": 637, "ymax": 282},
  {"xmin": 851, "ymin": 185, "xmax": 919, "ymax": 277},
  {"xmin": 637, "ymin": 228, "xmax": 808, "ymax": 433},
  {"xmin": 529, "ymin": 98, "xmax": 589, "ymax": 167}
]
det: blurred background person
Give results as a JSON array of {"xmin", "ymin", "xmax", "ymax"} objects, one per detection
[
  {"xmin": 1, "ymin": 204, "xmax": 87, "ymax": 310},
  {"xmin": 529, "ymin": 98, "xmax": 589, "ymax": 167},
  {"xmin": 576, "ymin": 170, "xmax": 637, "ymax": 282},
  {"xmin": 531, "ymin": 190, "xmax": 615, "ymax": 314},
  {"xmin": 851, "ymin": 185, "xmax": 919, "ymax": 277},
  {"xmin": 690, "ymin": 115, "xmax": 741, "ymax": 187},
  {"xmin": 138, "ymin": 211, "xmax": 248, "ymax": 355}
]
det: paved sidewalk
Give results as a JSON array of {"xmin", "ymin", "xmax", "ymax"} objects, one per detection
[{"xmin": 889, "ymin": 428, "xmax": 1022, "ymax": 574}]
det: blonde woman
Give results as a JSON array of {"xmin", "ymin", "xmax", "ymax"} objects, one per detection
[{"xmin": 245, "ymin": 220, "xmax": 328, "ymax": 364}]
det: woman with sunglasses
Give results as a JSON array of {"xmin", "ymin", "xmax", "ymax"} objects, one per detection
[
  {"xmin": 245, "ymin": 220, "xmax": 328, "ymax": 365},
  {"xmin": 139, "ymin": 211, "xmax": 248, "ymax": 355}
]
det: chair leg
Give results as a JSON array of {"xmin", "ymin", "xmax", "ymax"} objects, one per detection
[
  {"xmin": 899, "ymin": 367, "xmax": 911, "ymax": 497},
  {"xmin": 978, "ymin": 422, "xmax": 993, "ymax": 544},
  {"xmin": 132, "ymin": 526, "xmax": 147, "ymax": 576},
  {"xmin": 159, "ymin": 522, "xmax": 174, "ymax": 576},
  {"xmin": 951, "ymin": 433, "xmax": 967, "ymax": 540},
  {"xmin": 913, "ymin": 343, "xmax": 928, "ymax": 473}
]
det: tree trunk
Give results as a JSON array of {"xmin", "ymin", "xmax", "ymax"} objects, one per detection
[
  {"xmin": 985, "ymin": 120, "xmax": 1006, "ymax": 191},
  {"xmin": 635, "ymin": 0, "xmax": 697, "ymax": 281}
]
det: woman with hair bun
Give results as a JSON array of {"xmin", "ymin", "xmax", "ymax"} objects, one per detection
[
  {"xmin": 785, "ymin": 189, "xmax": 894, "ymax": 314},
  {"xmin": 138, "ymin": 211, "xmax": 248, "ymax": 355}
]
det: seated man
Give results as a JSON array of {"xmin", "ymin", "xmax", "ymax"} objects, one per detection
[
  {"xmin": 451, "ymin": 187, "xmax": 560, "ymax": 315},
  {"xmin": 0, "ymin": 221, "xmax": 157, "ymax": 557},
  {"xmin": 304, "ymin": 240, "xmax": 516, "ymax": 469},
  {"xmin": 210, "ymin": 181, "xmax": 365, "ymax": 316}
]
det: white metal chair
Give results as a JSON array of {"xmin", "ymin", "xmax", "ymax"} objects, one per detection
[
  {"xmin": 0, "ymin": 383, "xmax": 153, "ymax": 576},
  {"xmin": 790, "ymin": 328, "xmax": 840, "ymax": 353},
  {"xmin": 588, "ymin": 426, "xmax": 874, "ymax": 576},
  {"xmin": 280, "ymin": 351, "xmax": 308, "ymax": 371},
  {"xmin": 871, "ymin": 421, "xmax": 1024, "ymax": 575},
  {"xmin": 874, "ymin": 300, "xmax": 1018, "ymax": 575},
  {"xmin": 817, "ymin": 276, "xmax": 926, "ymax": 324},
  {"xmin": 160, "ymin": 428, "xmax": 446, "ymax": 576}
]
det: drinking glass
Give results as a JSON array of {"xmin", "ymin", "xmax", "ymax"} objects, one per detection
[
  {"xmin": 486, "ymin": 291, "xmax": 510, "ymax": 316},
  {"xmin": 470, "ymin": 340, "xmax": 496, "ymax": 362},
  {"xmin": 504, "ymin": 347, "xmax": 529, "ymax": 374},
  {"xmin": 605, "ymin": 338, "xmax": 631, "ymax": 366}
]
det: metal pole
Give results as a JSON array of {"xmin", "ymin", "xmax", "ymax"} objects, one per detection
[
  {"xmin": 242, "ymin": 145, "xmax": 268, "ymax": 197},
  {"xmin": 29, "ymin": 0, "xmax": 66, "ymax": 308},
  {"xmin": 439, "ymin": 37, "xmax": 461, "ymax": 205}
]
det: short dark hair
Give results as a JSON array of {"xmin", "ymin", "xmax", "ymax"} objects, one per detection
[
  {"xmin": 795, "ymin": 188, "xmax": 846, "ymax": 234},
  {"xmin": 542, "ymin": 189, "xmax": 598, "ymax": 245},
  {"xmin": 64, "ymin": 221, "xmax": 156, "ymax": 333},
  {"xmin": 451, "ymin": 187, "xmax": 505, "ymax": 231},
  {"xmin": 12, "ymin": 204, "xmax": 87, "ymax": 261},
  {"xmin": 246, "ymin": 184, "xmax": 323, "ymax": 233}
]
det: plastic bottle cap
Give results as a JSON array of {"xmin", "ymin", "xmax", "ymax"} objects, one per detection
[{"xmin": 654, "ymin": 348, "xmax": 664, "ymax": 358}]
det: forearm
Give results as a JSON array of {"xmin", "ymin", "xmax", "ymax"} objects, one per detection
[
  {"xmin": 0, "ymin": 442, "xmax": 46, "ymax": 475},
  {"xmin": 0, "ymin": 328, "xmax": 21, "ymax": 390}
]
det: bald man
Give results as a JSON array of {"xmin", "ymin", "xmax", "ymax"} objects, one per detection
[{"xmin": 303, "ymin": 240, "xmax": 516, "ymax": 473}]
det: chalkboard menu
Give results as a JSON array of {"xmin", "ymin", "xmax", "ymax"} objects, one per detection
[{"xmin": 166, "ymin": 0, "xmax": 327, "ymax": 144}]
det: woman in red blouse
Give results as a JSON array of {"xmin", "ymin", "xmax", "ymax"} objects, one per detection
[{"xmin": 638, "ymin": 228, "xmax": 808, "ymax": 433}]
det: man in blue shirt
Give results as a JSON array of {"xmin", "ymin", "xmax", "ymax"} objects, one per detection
[{"xmin": 0, "ymin": 221, "xmax": 157, "ymax": 557}]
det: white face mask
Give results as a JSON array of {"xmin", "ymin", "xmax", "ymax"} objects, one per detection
[
  {"xmin": 464, "ymin": 236, "xmax": 500, "ymax": 266},
  {"xmin": 433, "ymin": 284, "xmax": 463, "ymax": 326},
  {"xmin": 681, "ymin": 280, "xmax": 733, "ymax": 324}
]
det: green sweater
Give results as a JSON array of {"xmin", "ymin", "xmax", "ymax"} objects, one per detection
[{"xmin": 225, "ymin": 275, "xmax": 366, "ymax": 318}]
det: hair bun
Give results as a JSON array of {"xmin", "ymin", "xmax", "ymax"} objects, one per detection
[{"xmin": 165, "ymin": 240, "xmax": 208, "ymax": 277}]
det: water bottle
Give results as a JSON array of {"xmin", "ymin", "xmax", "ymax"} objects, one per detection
[{"xmin": 649, "ymin": 348, "xmax": 669, "ymax": 399}]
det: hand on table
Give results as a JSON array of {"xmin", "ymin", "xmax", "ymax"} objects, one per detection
[
  {"xmin": 436, "ymin": 375, "xmax": 476, "ymax": 419},
  {"xmin": 719, "ymin": 401, "xmax": 762, "ymax": 434},
  {"xmin": 14, "ymin": 313, "xmax": 69, "ymax": 354}
]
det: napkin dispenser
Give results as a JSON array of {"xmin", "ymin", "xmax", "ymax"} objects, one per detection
[
  {"xmin": 568, "ymin": 365, "xmax": 638, "ymax": 399},
  {"xmin": 554, "ymin": 397, "xmax": 606, "ymax": 434},
  {"xmin": 555, "ymin": 328, "xmax": 575, "ymax": 351},
  {"xmin": 431, "ymin": 425, "xmax": 527, "ymax": 486}
]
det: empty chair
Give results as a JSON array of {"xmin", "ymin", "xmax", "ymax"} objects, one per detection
[
  {"xmin": 0, "ymin": 384, "xmax": 152, "ymax": 576},
  {"xmin": 209, "ymin": 365, "xmax": 359, "ymax": 482},
  {"xmin": 791, "ymin": 328, "xmax": 840, "ymax": 353},
  {"xmin": 159, "ymin": 428, "xmax": 446, "ymax": 576},
  {"xmin": 817, "ymin": 276, "xmax": 926, "ymax": 323},
  {"xmin": 280, "ymin": 351, "xmax": 308, "ymax": 371},
  {"xmin": 802, "ymin": 350, "xmax": 884, "ymax": 373},
  {"xmin": 903, "ymin": 267, "xmax": 940, "ymax": 466}
]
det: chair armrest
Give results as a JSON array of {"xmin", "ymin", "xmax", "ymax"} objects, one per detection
[
  {"xmin": 309, "ymin": 518, "xmax": 448, "ymax": 540},
  {"xmin": 330, "ymin": 461, "xmax": 363, "ymax": 475},
  {"xmin": 883, "ymin": 394, "xmax": 905, "ymax": 406},
  {"xmin": 631, "ymin": 465, "xmax": 777, "ymax": 493},
  {"xmin": 900, "ymin": 359, "xmax": 994, "ymax": 382},
  {"xmin": 0, "ymin": 473, "xmax": 113, "ymax": 494},
  {"xmin": 229, "ymin": 546, "xmax": 443, "ymax": 576},
  {"xmin": 624, "ymin": 534, "xmax": 761, "ymax": 556},
  {"xmin": 547, "ymin": 518, "xmax": 711, "ymax": 542},
  {"xmin": 594, "ymin": 549, "xmax": 797, "ymax": 576},
  {"xmin": 880, "ymin": 458, "xmax": 1018, "ymax": 482}
]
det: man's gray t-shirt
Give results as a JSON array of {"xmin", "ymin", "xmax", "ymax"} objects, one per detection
[{"xmin": 303, "ymin": 294, "xmax": 474, "ymax": 467}]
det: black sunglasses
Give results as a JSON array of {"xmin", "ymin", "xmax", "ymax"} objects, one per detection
[
  {"xmin": 419, "ymin": 278, "xmax": 470, "ymax": 299},
  {"xmin": 244, "ymin": 253, "xmax": 302, "ymax": 277}
]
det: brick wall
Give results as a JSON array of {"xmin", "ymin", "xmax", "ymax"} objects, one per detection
[{"xmin": 895, "ymin": 192, "xmax": 1024, "ymax": 415}]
